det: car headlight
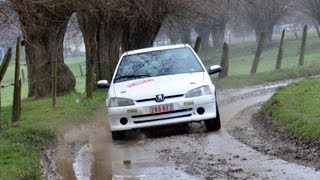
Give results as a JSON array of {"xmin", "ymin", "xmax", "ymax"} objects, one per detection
[
  {"xmin": 109, "ymin": 97, "xmax": 135, "ymax": 107},
  {"xmin": 185, "ymin": 85, "xmax": 212, "ymax": 98}
]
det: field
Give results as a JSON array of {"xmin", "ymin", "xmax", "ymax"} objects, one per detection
[{"xmin": 199, "ymin": 30, "xmax": 320, "ymax": 76}]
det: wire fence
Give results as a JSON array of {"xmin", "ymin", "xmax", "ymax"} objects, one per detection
[
  {"xmin": 0, "ymin": 62, "xmax": 87, "ymax": 104},
  {"xmin": 0, "ymin": 62, "xmax": 87, "ymax": 130}
]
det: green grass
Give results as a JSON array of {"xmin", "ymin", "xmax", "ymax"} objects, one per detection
[
  {"xmin": 0, "ymin": 90, "xmax": 105, "ymax": 179},
  {"xmin": 261, "ymin": 77, "xmax": 320, "ymax": 140}
]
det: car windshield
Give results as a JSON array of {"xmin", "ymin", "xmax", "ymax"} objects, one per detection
[{"xmin": 114, "ymin": 47, "xmax": 204, "ymax": 83}]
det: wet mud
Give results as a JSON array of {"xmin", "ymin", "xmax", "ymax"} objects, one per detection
[{"xmin": 43, "ymin": 80, "xmax": 320, "ymax": 179}]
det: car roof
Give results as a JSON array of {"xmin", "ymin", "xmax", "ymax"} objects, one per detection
[{"xmin": 124, "ymin": 44, "xmax": 191, "ymax": 56}]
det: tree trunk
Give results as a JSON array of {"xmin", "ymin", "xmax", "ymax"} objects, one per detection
[
  {"xmin": 211, "ymin": 22, "xmax": 226, "ymax": 48},
  {"xmin": 168, "ymin": 29, "xmax": 180, "ymax": 44},
  {"xmin": 78, "ymin": 12, "xmax": 123, "ymax": 87},
  {"xmin": 77, "ymin": 13, "xmax": 97, "ymax": 97},
  {"xmin": 180, "ymin": 28, "xmax": 191, "ymax": 45},
  {"xmin": 195, "ymin": 26, "xmax": 210, "ymax": 50},
  {"xmin": 122, "ymin": 18, "xmax": 162, "ymax": 51},
  {"xmin": 23, "ymin": 19, "xmax": 75, "ymax": 98},
  {"xmin": 254, "ymin": 22, "xmax": 274, "ymax": 44},
  {"xmin": 13, "ymin": 1, "xmax": 76, "ymax": 98},
  {"xmin": 96, "ymin": 14, "xmax": 123, "ymax": 81}
]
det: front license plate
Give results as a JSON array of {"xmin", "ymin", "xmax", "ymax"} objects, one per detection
[{"xmin": 150, "ymin": 104, "xmax": 174, "ymax": 114}]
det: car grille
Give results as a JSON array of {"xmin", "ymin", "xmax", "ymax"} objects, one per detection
[
  {"xmin": 136, "ymin": 94, "xmax": 184, "ymax": 103},
  {"xmin": 132, "ymin": 108, "xmax": 192, "ymax": 124}
]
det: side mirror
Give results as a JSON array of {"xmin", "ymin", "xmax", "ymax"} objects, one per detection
[
  {"xmin": 97, "ymin": 80, "xmax": 110, "ymax": 89},
  {"xmin": 208, "ymin": 65, "xmax": 222, "ymax": 75}
]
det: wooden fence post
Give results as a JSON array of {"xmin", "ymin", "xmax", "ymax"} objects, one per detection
[
  {"xmin": 219, "ymin": 42, "xmax": 229, "ymax": 78},
  {"xmin": 315, "ymin": 24, "xmax": 320, "ymax": 38},
  {"xmin": 12, "ymin": 37, "xmax": 22, "ymax": 122},
  {"xmin": 0, "ymin": 48, "xmax": 12, "ymax": 127},
  {"xmin": 193, "ymin": 37, "xmax": 201, "ymax": 53},
  {"xmin": 21, "ymin": 69, "xmax": 25, "ymax": 81},
  {"xmin": 0, "ymin": 48, "xmax": 12, "ymax": 82},
  {"xmin": 276, "ymin": 29, "xmax": 286, "ymax": 70},
  {"xmin": 52, "ymin": 59, "xmax": 57, "ymax": 107},
  {"xmin": 79, "ymin": 64, "xmax": 83, "ymax": 77},
  {"xmin": 299, "ymin": 25, "xmax": 308, "ymax": 66},
  {"xmin": 250, "ymin": 32, "xmax": 265, "ymax": 75},
  {"xmin": 0, "ymin": 86, "xmax": 1, "ymax": 130},
  {"xmin": 293, "ymin": 26, "xmax": 299, "ymax": 40}
]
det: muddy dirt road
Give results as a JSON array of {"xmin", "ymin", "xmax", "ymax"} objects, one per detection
[{"xmin": 46, "ymin": 81, "xmax": 320, "ymax": 179}]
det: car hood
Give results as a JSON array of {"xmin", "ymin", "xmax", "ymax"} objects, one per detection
[{"xmin": 110, "ymin": 72, "xmax": 209, "ymax": 100}]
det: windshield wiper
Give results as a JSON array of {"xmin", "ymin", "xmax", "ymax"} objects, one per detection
[{"xmin": 114, "ymin": 74, "xmax": 150, "ymax": 82}]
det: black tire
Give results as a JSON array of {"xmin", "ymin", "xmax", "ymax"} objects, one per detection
[
  {"xmin": 205, "ymin": 102, "xmax": 221, "ymax": 131},
  {"xmin": 111, "ymin": 131, "xmax": 126, "ymax": 140}
]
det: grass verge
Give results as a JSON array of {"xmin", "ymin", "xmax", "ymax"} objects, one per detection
[
  {"xmin": 260, "ymin": 77, "xmax": 320, "ymax": 140},
  {"xmin": 0, "ymin": 90, "xmax": 105, "ymax": 179}
]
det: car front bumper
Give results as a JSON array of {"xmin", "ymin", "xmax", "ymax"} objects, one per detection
[{"xmin": 106, "ymin": 94, "xmax": 217, "ymax": 131}]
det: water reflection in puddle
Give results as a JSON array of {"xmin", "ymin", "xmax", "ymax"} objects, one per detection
[
  {"xmin": 73, "ymin": 144, "xmax": 94, "ymax": 180},
  {"xmin": 71, "ymin": 143, "xmax": 196, "ymax": 179}
]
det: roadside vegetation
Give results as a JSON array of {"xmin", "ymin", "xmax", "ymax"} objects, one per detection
[{"xmin": 260, "ymin": 77, "xmax": 320, "ymax": 140}]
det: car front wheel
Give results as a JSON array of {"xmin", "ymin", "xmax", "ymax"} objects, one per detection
[{"xmin": 205, "ymin": 102, "xmax": 221, "ymax": 131}]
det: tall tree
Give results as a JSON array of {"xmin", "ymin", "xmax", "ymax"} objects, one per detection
[
  {"xmin": 162, "ymin": 17, "xmax": 193, "ymax": 45},
  {"xmin": 240, "ymin": 0, "xmax": 290, "ymax": 43},
  {"xmin": 121, "ymin": 0, "xmax": 179, "ymax": 51},
  {"xmin": 76, "ymin": 0, "xmax": 127, "ymax": 98},
  {"xmin": 300, "ymin": 0, "xmax": 320, "ymax": 25},
  {"xmin": 11, "ymin": 0, "xmax": 76, "ymax": 98},
  {"xmin": 77, "ymin": 0, "xmax": 187, "ymax": 83},
  {"xmin": 200, "ymin": 0, "xmax": 234, "ymax": 48},
  {"xmin": 194, "ymin": 25, "xmax": 211, "ymax": 50}
]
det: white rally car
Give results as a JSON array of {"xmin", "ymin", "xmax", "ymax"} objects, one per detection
[{"xmin": 97, "ymin": 44, "xmax": 222, "ymax": 140}]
